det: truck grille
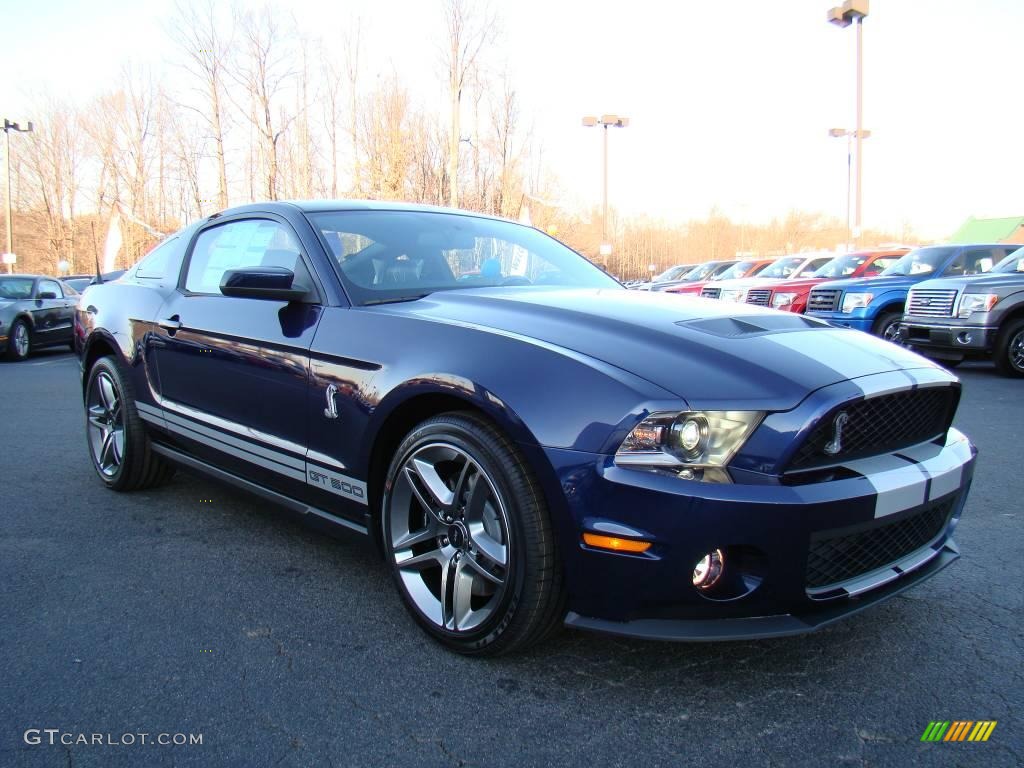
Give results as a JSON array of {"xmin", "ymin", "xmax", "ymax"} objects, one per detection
[
  {"xmin": 807, "ymin": 288, "xmax": 841, "ymax": 313},
  {"xmin": 805, "ymin": 496, "xmax": 954, "ymax": 590},
  {"xmin": 701, "ymin": 287, "xmax": 721, "ymax": 299},
  {"xmin": 746, "ymin": 289, "xmax": 771, "ymax": 307},
  {"xmin": 787, "ymin": 387, "xmax": 958, "ymax": 471},
  {"xmin": 907, "ymin": 288, "xmax": 957, "ymax": 318}
]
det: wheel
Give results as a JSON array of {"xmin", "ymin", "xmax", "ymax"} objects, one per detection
[
  {"xmin": 874, "ymin": 311, "xmax": 903, "ymax": 344},
  {"xmin": 382, "ymin": 411, "xmax": 564, "ymax": 655},
  {"xmin": 5, "ymin": 318, "xmax": 31, "ymax": 361},
  {"xmin": 994, "ymin": 318, "xmax": 1024, "ymax": 378},
  {"xmin": 84, "ymin": 356, "xmax": 176, "ymax": 490}
]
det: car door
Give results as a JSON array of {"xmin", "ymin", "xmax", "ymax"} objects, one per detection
[
  {"xmin": 150, "ymin": 215, "xmax": 324, "ymax": 499},
  {"xmin": 32, "ymin": 279, "xmax": 74, "ymax": 343}
]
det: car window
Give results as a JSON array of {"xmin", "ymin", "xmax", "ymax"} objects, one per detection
[
  {"xmin": 185, "ymin": 219, "xmax": 303, "ymax": 294},
  {"xmin": 942, "ymin": 247, "xmax": 1001, "ymax": 277},
  {"xmin": 882, "ymin": 247, "xmax": 956, "ymax": 276},
  {"xmin": 993, "ymin": 247, "xmax": 1024, "ymax": 273},
  {"xmin": 311, "ymin": 210, "xmax": 620, "ymax": 306},
  {"xmin": 60, "ymin": 281, "xmax": 79, "ymax": 296},
  {"xmin": 135, "ymin": 236, "xmax": 182, "ymax": 280},
  {"xmin": 0, "ymin": 277, "xmax": 35, "ymax": 299},
  {"xmin": 797, "ymin": 256, "xmax": 832, "ymax": 277},
  {"xmin": 38, "ymin": 279, "xmax": 63, "ymax": 298},
  {"xmin": 864, "ymin": 255, "xmax": 900, "ymax": 276}
]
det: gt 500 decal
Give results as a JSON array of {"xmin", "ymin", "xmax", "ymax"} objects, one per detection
[{"xmin": 307, "ymin": 467, "xmax": 368, "ymax": 505}]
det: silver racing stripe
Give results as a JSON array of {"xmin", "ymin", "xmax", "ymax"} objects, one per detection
[{"xmin": 841, "ymin": 453, "xmax": 928, "ymax": 519}]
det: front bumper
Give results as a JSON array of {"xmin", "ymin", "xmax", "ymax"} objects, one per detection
[
  {"xmin": 900, "ymin": 317, "xmax": 997, "ymax": 356},
  {"xmin": 543, "ymin": 428, "xmax": 975, "ymax": 640},
  {"xmin": 805, "ymin": 311, "xmax": 873, "ymax": 333}
]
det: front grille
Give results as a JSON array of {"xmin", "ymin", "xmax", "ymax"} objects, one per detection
[
  {"xmin": 788, "ymin": 387, "xmax": 957, "ymax": 471},
  {"xmin": 701, "ymin": 287, "xmax": 721, "ymax": 299},
  {"xmin": 908, "ymin": 288, "xmax": 957, "ymax": 318},
  {"xmin": 807, "ymin": 288, "xmax": 841, "ymax": 313},
  {"xmin": 746, "ymin": 289, "xmax": 771, "ymax": 307},
  {"xmin": 806, "ymin": 496, "xmax": 954, "ymax": 589}
]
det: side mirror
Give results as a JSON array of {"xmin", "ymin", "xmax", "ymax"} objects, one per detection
[
  {"xmin": 220, "ymin": 266, "xmax": 309, "ymax": 302},
  {"xmin": 38, "ymin": 291, "xmax": 58, "ymax": 300}
]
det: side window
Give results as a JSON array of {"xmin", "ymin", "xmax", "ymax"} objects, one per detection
[
  {"xmin": 185, "ymin": 219, "xmax": 303, "ymax": 295},
  {"xmin": 955, "ymin": 247, "xmax": 999, "ymax": 276},
  {"xmin": 38, "ymin": 279, "xmax": 63, "ymax": 298},
  {"xmin": 864, "ymin": 256, "xmax": 898, "ymax": 276},
  {"xmin": 135, "ymin": 236, "xmax": 182, "ymax": 281}
]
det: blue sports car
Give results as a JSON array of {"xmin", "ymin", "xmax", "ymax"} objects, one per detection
[{"xmin": 76, "ymin": 201, "xmax": 976, "ymax": 655}]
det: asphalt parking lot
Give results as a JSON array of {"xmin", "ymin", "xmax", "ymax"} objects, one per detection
[{"xmin": 1, "ymin": 350, "xmax": 1021, "ymax": 767}]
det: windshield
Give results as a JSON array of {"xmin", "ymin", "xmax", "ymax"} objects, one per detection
[
  {"xmin": 310, "ymin": 210, "xmax": 622, "ymax": 306},
  {"xmin": 653, "ymin": 264, "xmax": 689, "ymax": 282},
  {"xmin": 0, "ymin": 277, "xmax": 34, "ymax": 300},
  {"xmin": 758, "ymin": 256, "xmax": 806, "ymax": 279},
  {"xmin": 814, "ymin": 253, "xmax": 869, "ymax": 279},
  {"xmin": 684, "ymin": 262, "xmax": 725, "ymax": 282},
  {"xmin": 882, "ymin": 247, "xmax": 956, "ymax": 276},
  {"xmin": 993, "ymin": 246, "xmax": 1024, "ymax": 273},
  {"xmin": 712, "ymin": 260, "xmax": 759, "ymax": 281}
]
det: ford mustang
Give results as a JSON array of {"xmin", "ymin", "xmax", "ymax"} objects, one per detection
[{"xmin": 75, "ymin": 201, "xmax": 976, "ymax": 655}]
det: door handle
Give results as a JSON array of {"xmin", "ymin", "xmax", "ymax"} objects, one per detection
[{"xmin": 158, "ymin": 315, "xmax": 182, "ymax": 333}]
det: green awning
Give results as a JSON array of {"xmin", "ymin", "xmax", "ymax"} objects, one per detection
[{"xmin": 949, "ymin": 216, "xmax": 1024, "ymax": 244}]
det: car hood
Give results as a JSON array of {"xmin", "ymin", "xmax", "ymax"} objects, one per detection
[
  {"xmin": 915, "ymin": 272, "xmax": 1024, "ymax": 292},
  {"xmin": 817, "ymin": 274, "xmax": 930, "ymax": 292},
  {"xmin": 371, "ymin": 288, "xmax": 941, "ymax": 411},
  {"xmin": 756, "ymin": 277, "xmax": 826, "ymax": 292}
]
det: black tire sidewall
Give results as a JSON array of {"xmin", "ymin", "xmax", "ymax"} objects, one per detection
[
  {"xmin": 876, "ymin": 312, "xmax": 902, "ymax": 343},
  {"xmin": 995, "ymin": 319, "xmax": 1024, "ymax": 377},
  {"xmin": 382, "ymin": 416, "xmax": 532, "ymax": 653}
]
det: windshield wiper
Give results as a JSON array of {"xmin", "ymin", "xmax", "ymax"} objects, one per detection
[{"xmin": 362, "ymin": 293, "xmax": 431, "ymax": 306}]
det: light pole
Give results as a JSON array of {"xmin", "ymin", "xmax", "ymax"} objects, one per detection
[
  {"xmin": 827, "ymin": 0, "xmax": 868, "ymax": 244},
  {"xmin": 3, "ymin": 118, "xmax": 34, "ymax": 273},
  {"xmin": 828, "ymin": 127, "xmax": 871, "ymax": 250},
  {"xmin": 582, "ymin": 114, "xmax": 629, "ymax": 255}
]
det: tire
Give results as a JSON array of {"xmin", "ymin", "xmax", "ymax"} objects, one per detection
[
  {"xmin": 994, "ymin": 318, "xmax": 1024, "ymax": 378},
  {"xmin": 5, "ymin": 318, "xmax": 31, "ymax": 361},
  {"xmin": 874, "ymin": 311, "xmax": 903, "ymax": 344},
  {"xmin": 84, "ymin": 356, "xmax": 176, "ymax": 491},
  {"xmin": 381, "ymin": 411, "xmax": 565, "ymax": 656}
]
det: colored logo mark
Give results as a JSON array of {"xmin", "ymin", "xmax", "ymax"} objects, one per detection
[{"xmin": 921, "ymin": 721, "xmax": 997, "ymax": 742}]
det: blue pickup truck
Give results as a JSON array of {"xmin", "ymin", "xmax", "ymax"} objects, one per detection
[{"xmin": 805, "ymin": 244, "xmax": 1016, "ymax": 340}]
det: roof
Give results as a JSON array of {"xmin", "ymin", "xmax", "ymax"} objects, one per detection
[
  {"xmin": 949, "ymin": 216, "xmax": 1024, "ymax": 244},
  {"xmin": 214, "ymin": 199, "xmax": 515, "ymax": 224}
]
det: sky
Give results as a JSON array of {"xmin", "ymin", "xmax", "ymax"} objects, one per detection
[{"xmin": 1, "ymin": 0, "xmax": 1022, "ymax": 239}]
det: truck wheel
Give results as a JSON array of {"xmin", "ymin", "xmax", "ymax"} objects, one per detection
[
  {"xmin": 874, "ymin": 311, "xmax": 903, "ymax": 344},
  {"xmin": 994, "ymin": 318, "xmax": 1024, "ymax": 378}
]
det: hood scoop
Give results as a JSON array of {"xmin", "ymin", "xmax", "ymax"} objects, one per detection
[{"xmin": 679, "ymin": 314, "xmax": 829, "ymax": 338}]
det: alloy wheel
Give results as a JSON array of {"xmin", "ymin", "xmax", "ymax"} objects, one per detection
[
  {"xmin": 387, "ymin": 442, "xmax": 511, "ymax": 633},
  {"xmin": 882, "ymin": 320, "xmax": 901, "ymax": 343},
  {"xmin": 87, "ymin": 371, "xmax": 126, "ymax": 477},
  {"xmin": 1011, "ymin": 329, "xmax": 1024, "ymax": 373},
  {"xmin": 13, "ymin": 323, "xmax": 29, "ymax": 357}
]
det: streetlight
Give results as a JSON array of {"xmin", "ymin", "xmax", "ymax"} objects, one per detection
[
  {"xmin": 827, "ymin": 0, "xmax": 868, "ymax": 244},
  {"xmin": 3, "ymin": 118, "xmax": 34, "ymax": 273},
  {"xmin": 828, "ymin": 127, "xmax": 871, "ymax": 250},
  {"xmin": 581, "ymin": 114, "xmax": 629, "ymax": 254}
]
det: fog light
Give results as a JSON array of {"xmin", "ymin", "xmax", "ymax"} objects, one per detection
[
  {"xmin": 693, "ymin": 549, "xmax": 724, "ymax": 589},
  {"xmin": 956, "ymin": 332, "xmax": 972, "ymax": 345}
]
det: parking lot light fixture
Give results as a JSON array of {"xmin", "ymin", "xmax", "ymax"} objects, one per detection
[
  {"xmin": 829, "ymin": 127, "xmax": 872, "ymax": 250},
  {"xmin": 4, "ymin": 118, "xmax": 34, "ymax": 270},
  {"xmin": 582, "ymin": 114, "xmax": 629, "ymax": 254},
  {"xmin": 827, "ymin": 1, "xmax": 868, "ymax": 244}
]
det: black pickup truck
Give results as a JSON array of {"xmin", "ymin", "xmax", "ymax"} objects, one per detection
[{"xmin": 900, "ymin": 246, "xmax": 1024, "ymax": 376}]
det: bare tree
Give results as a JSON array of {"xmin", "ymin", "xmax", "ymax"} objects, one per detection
[{"xmin": 441, "ymin": 0, "xmax": 497, "ymax": 207}]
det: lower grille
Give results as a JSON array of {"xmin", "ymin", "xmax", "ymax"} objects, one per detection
[
  {"xmin": 908, "ymin": 288, "xmax": 957, "ymax": 318},
  {"xmin": 807, "ymin": 288, "xmax": 841, "ymax": 313},
  {"xmin": 746, "ymin": 289, "xmax": 771, "ymax": 307},
  {"xmin": 701, "ymin": 287, "xmax": 721, "ymax": 299},
  {"xmin": 806, "ymin": 496, "xmax": 955, "ymax": 589}
]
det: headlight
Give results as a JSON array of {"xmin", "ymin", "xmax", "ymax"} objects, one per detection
[
  {"xmin": 957, "ymin": 293, "xmax": 998, "ymax": 318},
  {"xmin": 841, "ymin": 292, "xmax": 874, "ymax": 313},
  {"xmin": 719, "ymin": 288, "xmax": 748, "ymax": 303},
  {"xmin": 615, "ymin": 410, "xmax": 764, "ymax": 479},
  {"xmin": 771, "ymin": 292, "xmax": 798, "ymax": 309}
]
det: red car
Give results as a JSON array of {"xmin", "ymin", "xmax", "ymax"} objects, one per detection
[
  {"xmin": 666, "ymin": 257, "xmax": 776, "ymax": 296},
  {"xmin": 741, "ymin": 248, "xmax": 909, "ymax": 313}
]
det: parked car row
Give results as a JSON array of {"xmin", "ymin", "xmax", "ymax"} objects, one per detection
[{"xmin": 684, "ymin": 243, "xmax": 1023, "ymax": 376}]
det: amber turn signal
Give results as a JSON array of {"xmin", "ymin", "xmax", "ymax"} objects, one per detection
[{"xmin": 582, "ymin": 533, "xmax": 652, "ymax": 553}]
